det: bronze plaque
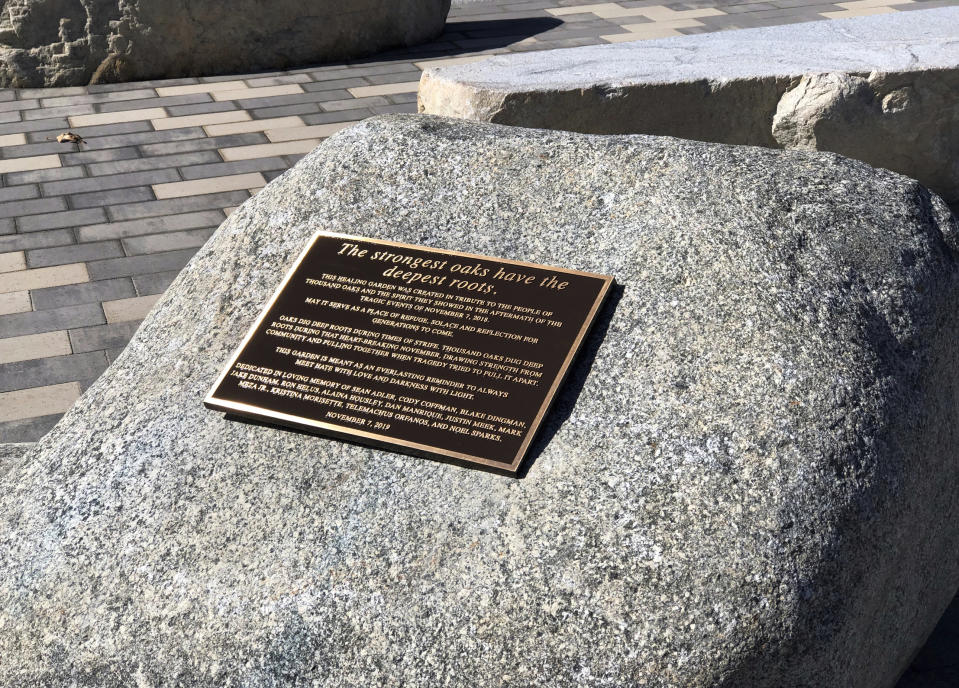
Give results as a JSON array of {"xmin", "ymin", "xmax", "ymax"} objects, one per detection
[{"xmin": 205, "ymin": 232, "xmax": 613, "ymax": 475}]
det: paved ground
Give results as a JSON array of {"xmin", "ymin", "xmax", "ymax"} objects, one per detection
[{"xmin": 0, "ymin": 0, "xmax": 957, "ymax": 442}]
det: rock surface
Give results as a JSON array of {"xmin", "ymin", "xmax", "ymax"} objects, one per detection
[
  {"xmin": 2, "ymin": 115, "xmax": 959, "ymax": 687},
  {"xmin": 418, "ymin": 8, "xmax": 959, "ymax": 208},
  {"xmin": 0, "ymin": 0, "xmax": 451, "ymax": 87}
]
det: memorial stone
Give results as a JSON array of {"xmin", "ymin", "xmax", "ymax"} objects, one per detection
[{"xmin": 0, "ymin": 116, "xmax": 957, "ymax": 687}]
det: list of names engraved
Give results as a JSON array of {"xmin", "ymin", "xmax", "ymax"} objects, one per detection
[{"xmin": 205, "ymin": 232, "xmax": 613, "ymax": 473}]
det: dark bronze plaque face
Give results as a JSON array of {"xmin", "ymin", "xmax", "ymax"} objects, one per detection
[{"xmin": 205, "ymin": 232, "xmax": 613, "ymax": 475}]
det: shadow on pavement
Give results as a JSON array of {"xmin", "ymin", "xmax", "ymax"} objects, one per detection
[
  {"xmin": 354, "ymin": 17, "xmax": 565, "ymax": 64},
  {"xmin": 896, "ymin": 590, "xmax": 959, "ymax": 687}
]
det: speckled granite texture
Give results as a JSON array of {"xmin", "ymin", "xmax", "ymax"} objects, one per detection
[{"xmin": 1, "ymin": 116, "xmax": 958, "ymax": 687}]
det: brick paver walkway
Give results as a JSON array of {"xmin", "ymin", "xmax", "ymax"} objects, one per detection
[{"xmin": 0, "ymin": 0, "xmax": 955, "ymax": 442}]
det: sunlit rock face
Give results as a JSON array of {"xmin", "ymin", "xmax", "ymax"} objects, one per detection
[
  {"xmin": 0, "ymin": 0, "xmax": 451, "ymax": 87},
  {"xmin": 419, "ymin": 8, "xmax": 959, "ymax": 210}
]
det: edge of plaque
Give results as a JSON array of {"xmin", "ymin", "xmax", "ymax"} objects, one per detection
[{"xmin": 204, "ymin": 230, "xmax": 614, "ymax": 476}]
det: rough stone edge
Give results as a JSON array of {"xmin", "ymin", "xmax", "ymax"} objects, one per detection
[
  {"xmin": 418, "ymin": 11, "xmax": 959, "ymax": 207},
  {"xmin": 418, "ymin": 8, "xmax": 959, "ymax": 93}
]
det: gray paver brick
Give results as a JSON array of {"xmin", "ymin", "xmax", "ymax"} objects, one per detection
[
  {"xmin": 0, "ymin": 218, "xmax": 14, "ymax": 235},
  {"xmin": 78, "ymin": 210, "xmax": 225, "ymax": 242},
  {"xmin": 454, "ymin": 34, "xmax": 544, "ymax": 49},
  {"xmin": 362, "ymin": 71, "xmax": 425, "ymax": 86},
  {"xmin": 88, "ymin": 151, "xmax": 221, "ymax": 176},
  {"xmin": 69, "ymin": 320, "xmax": 141, "ymax": 354},
  {"xmin": 558, "ymin": 20, "xmax": 617, "ymax": 36},
  {"xmin": 735, "ymin": 4, "xmax": 836, "ymax": 17},
  {"xmin": 903, "ymin": 0, "xmax": 959, "ymax": 8},
  {"xmin": 138, "ymin": 133, "xmax": 268, "ymax": 156},
  {"xmin": 770, "ymin": 0, "xmax": 820, "ymax": 6},
  {"xmin": 86, "ymin": 77, "xmax": 197, "ymax": 93},
  {"xmin": 96, "ymin": 93, "xmax": 211, "ymax": 113},
  {"xmin": 165, "ymin": 101, "xmax": 240, "ymax": 117},
  {"xmin": 306, "ymin": 64, "xmax": 415, "ymax": 81},
  {"xmin": 70, "ymin": 186, "xmax": 156, "ymax": 210},
  {"xmin": 0, "ymin": 351, "xmax": 109, "ymax": 393},
  {"xmin": 301, "ymin": 110, "xmax": 375, "ymax": 126},
  {"xmin": 0, "ymin": 118, "xmax": 69, "ymax": 136},
  {"xmin": 238, "ymin": 90, "xmax": 351, "ymax": 110},
  {"xmin": 505, "ymin": 0, "xmax": 560, "ymax": 10},
  {"xmin": 22, "ymin": 104, "xmax": 96, "ymax": 121},
  {"xmin": 0, "ymin": 141, "xmax": 64, "ymax": 158},
  {"xmin": 108, "ymin": 190, "xmax": 249, "ymax": 221},
  {"xmin": 17, "ymin": 87, "xmax": 85, "ymax": 98},
  {"xmin": 721, "ymin": 2, "xmax": 790, "ymax": 11},
  {"xmin": 79, "ymin": 128, "xmax": 207, "ymax": 152},
  {"xmin": 86, "ymin": 248, "xmax": 198, "ymax": 280},
  {"xmin": 547, "ymin": 12, "xmax": 609, "ymax": 23},
  {"xmin": 18, "ymin": 208, "xmax": 107, "ymax": 233},
  {"xmin": 26, "ymin": 240, "xmax": 124, "ymax": 268},
  {"xmin": 60, "ymin": 147, "xmax": 142, "ymax": 167},
  {"xmin": 250, "ymin": 103, "xmax": 322, "ymax": 120},
  {"xmin": 444, "ymin": 9, "xmax": 540, "ymax": 21},
  {"xmin": 31, "ymin": 277, "xmax": 137, "ymax": 311},
  {"xmin": 4, "ymin": 165, "xmax": 85, "ymax": 186},
  {"xmin": 447, "ymin": 2, "xmax": 500, "ymax": 14},
  {"xmin": 0, "ymin": 197, "xmax": 66, "ymax": 220},
  {"xmin": 0, "ymin": 302, "xmax": 104, "ymax": 338},
  {"xmin": 0, "ymin": 228, "xmax": 74, "ymax": 253},
  {"xmin": 179, "ymin": 156, "xmax": 287, "ymax": 181},
  {"xmin": 508, "ymin": 41, "xmax": 554, "ymax": 53},
  {"xmin": 321, "ymin": 95, "xmax": 390, "ymax": 112},
  {"xmin": 388, "ymin": 93, "xmax": 418, "ymax": 104},
  {"xmin": 39, "ymin": 88, "xmax": 158, "ymax": 109},
  {"xmin": 0, "ymin": 111, "xmax": 21, "ymax": 125},
  {"xmin": 42, "ymin": 168, "xmax": 179, "ymax": 197},
  {"xmin": 123, "ymin": 228, "xmax": 214, "ymax": 255},
  {"xmin": 0, "ymin": 184, "xmax": 39, "ymax": 203},
  {"xmin": 301, "ymin": 77, "xmax": 371, "ymax": 92},
  {"xmin": 0, "ymin": 99, "xmax": 40, "ymax": 113},
  {"xmin": 533, "ymin": 35, "xmax": 598, "ymax": 48},
  {"xmin": 245, "ymin": 74, "xmax": 313, "ymax": 88},
  {"xmin": 133, "ymin": 270, "xmax": 181, "ymax": 296},
  {"xmin": 200, "ymin": 71, "xmax": 277, "ymax": 83},
  {"xmin": 0, "ymin": 413, "xmax": 61, "ymax": 443}
]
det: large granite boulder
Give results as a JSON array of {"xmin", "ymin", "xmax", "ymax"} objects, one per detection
[
  {"xmin": 418, "ymin": 8, "xmax": 959, "ymax": 210},
  {"xmin": 0, "ymin": 0, "xmax": 451, "ymax": 87},
  {"xmin": 1, "ymin": 115, "xmax": 958, "ymax": 686}
]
